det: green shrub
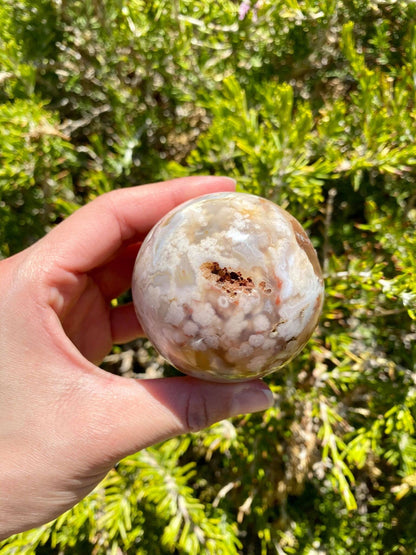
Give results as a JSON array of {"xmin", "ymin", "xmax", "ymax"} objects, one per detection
[{"xmin": 0, "ymin": 99, "xmax": 76, "ymax": 257}]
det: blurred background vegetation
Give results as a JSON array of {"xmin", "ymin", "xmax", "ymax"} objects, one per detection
[{"xmin": 1, "ymin": 0, "xmax": 416, "ymax": 553}]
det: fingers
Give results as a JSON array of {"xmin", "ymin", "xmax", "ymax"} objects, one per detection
[
  {"xmin": 110, "ymin": 302, "xmax": 143, "ymax": 344},
  {"xmin": 84, "ymin": 374, "xmax": 274, "ymax": 466},
  {"xmin": 43, "ymin": 176, "xmax": 236, "ymax": 274},
  {"xmin": 90, "ymin": 242, "xmax": 141, "ymax": 301}
]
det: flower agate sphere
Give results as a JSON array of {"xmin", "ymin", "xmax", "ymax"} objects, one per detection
[{"xmin": 132, "ymin": 192, "xmax": 324, "ymax": 382}]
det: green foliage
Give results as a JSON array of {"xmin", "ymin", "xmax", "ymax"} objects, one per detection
[
  {"xmin": 1, "ymin": 0, "xmax": 416, "ymax": 553},
  {"xmin": 0, "ymin": 439, "xmax": 240, "ymax": 555},
  {"xmin": 0, "ymin": 99, "xmax": 76, "ymax": 257}
]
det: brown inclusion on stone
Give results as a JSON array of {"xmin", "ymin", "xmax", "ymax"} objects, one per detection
[{"xmin": 200, "ymin": 261, "xmax": 255, "ymax": 296}]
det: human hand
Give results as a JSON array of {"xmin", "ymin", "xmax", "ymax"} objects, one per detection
[{"xmin": 0, "ymin": 176, "xmax": 273, "ymax": 539}]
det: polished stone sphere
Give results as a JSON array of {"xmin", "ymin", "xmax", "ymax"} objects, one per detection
[{"xmin": 132, "ymin": 192, "xmax": 324, "ymax": 382}]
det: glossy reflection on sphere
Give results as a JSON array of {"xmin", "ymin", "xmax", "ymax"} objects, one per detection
[{"xmin": 132, "ymin": 192, "xmax": 324, "ymax": 382}]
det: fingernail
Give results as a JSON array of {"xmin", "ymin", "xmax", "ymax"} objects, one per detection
[
  {"xmin": 221, "ymin": 176, "xmax": 237, "ymax": 185},
  {"xmin": 221, "ymin": 176, "xmax": 237, "ymax": 188},
  {"xmin": 231, "ymin": 384, "xmax": 274, "ymax": 416}
]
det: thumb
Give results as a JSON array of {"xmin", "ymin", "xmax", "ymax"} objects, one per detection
[{"xmin": 84, "ymin": 374, "xmax": 273, "ymax": 465}]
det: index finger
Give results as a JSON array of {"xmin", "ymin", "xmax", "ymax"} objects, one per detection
[{"xmin": 43, "ymin": 176, "xmax": 236, "ymax": 273}]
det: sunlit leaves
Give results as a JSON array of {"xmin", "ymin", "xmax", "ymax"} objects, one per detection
[{"xmin": 0, "ymin": 99, "xmax": 76, "ymax": 257}]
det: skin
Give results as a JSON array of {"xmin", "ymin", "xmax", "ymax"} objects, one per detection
[{"xmin": 0, "ymin": 176, "xmax": 273, "ymax": 539}]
